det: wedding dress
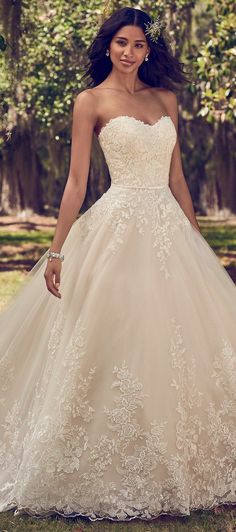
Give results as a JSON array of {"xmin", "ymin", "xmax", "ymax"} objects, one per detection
[{"xmin": 0, "ymin": 115, "xmax": 236, "ymax": 522}]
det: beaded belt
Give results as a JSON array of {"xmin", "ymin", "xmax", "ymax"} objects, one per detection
[{"xmin": 110, "ymin": 182, "xmax": 169, "ymax": 189}]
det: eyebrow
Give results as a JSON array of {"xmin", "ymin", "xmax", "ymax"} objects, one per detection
[{"xmin": 115, "ymin": 36, "xmax": 146, "ymax": 42}]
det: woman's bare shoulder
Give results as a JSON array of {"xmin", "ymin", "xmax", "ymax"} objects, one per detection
[
  {"xmin": 73, "ymin": 88, "xmax": 99, "ymax": 122},
  {"xmin": 74, "ymin": 86, "xmax": 108, "ymax": 109},
  {"xmin": 152, "ymin": 87, "xmax": 177, "ymax": 102},
  {"xmin": 74, "ymin": 88, "xmax": 97, "ymax": 105},
  {"xmin": 152, "ymin": 87, "xmax": 178, "ymax": 118}
]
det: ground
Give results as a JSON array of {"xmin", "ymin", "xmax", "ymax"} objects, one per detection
[{"xmin": 0, "ymin": 505, "xmax": 235, "ymax": 532}]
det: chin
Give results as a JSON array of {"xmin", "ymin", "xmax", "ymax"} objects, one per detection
[{"xmin": 119, "ymin": 63, "xmax": 137, "ymax": 70}]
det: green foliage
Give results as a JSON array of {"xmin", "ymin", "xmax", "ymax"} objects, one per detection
[
  {"xmin": 1, "ymin": 0, "xmax": 235, "ymax": 144},
  {"xmin": 0, "ymin": 0, "xmax": 106, "ymax": 141},
  {"xmin": 14, "ymin": 1, "xmax": 86, "ymax": 128},
  {"xmin": 194, "ymin": 1, "xmax": 236, "ymax": 122}
]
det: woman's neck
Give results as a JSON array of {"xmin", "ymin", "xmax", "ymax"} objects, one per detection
[{"xmin": 103, "ymin": 71, "xmax": 148, "ymax": 94}]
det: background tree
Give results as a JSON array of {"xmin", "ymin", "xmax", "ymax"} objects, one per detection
[{"xmin": 195, "ymin": 0, "xmax": 236, "ymax": 214}]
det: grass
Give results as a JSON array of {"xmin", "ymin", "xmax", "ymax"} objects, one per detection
[
  {"xmin": 0, "ymin": 505, "xmax": 235, "ymax": 531},
  {"xmin": 0, "ymin": 270, "xmax": 27, "ymax": 310},
  {"xmin": 0, "ymin": 227, "xmax": 54, "ymax": 310},
  {"xmin": 0, "ymin": 229, "xmax": 54, "ymax": 272},
  {"xmin": 200, "ymin": 223, "xmax": 236, "ymax": 258},
  {"xmin": 0, "ymin": 230, "xmax": 54, "ymax": 245}
]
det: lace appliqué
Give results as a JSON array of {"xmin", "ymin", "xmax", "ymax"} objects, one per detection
[
  {"xmin": 24, "ymin": 310, "xmax": 96, "ymax": 481},
  {"xmin": 78, "ymin": 186, "xmax": 189, "ymax": 279},
  {"xmin": 98, "ymin": 115, "xmax": 177, "ymax": 188},
  {"xmin": 211, "ymin": 338, "xmax": 236, "ymax": 394},
  {"xmin": 168, "ymin": 317, "xmax": 236, "ymax": 509},
  {"xmin": 75, "ymin": 115, "xmax": 190, "ymax": 279},
  {"xmin": 1, "ymin": 313, "xmax": 235, "ymax": 521}
]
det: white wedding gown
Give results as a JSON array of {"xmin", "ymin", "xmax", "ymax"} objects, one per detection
[{"xmin": 0, "ymin": 115, "xmax": 236, "ymax": 522}]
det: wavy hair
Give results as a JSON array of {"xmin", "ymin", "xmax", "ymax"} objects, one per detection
[{"xmin": 82, "ymin": 7, "xmax": 190, "ymax": 90}]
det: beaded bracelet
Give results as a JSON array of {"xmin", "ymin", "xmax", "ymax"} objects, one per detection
[{"xmin": 46, "ymin": 251, "xmax": 64, "ymax": 262}]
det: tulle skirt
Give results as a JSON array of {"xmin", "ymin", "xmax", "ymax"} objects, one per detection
[{"xmin": 0, "ymin": 184, "xmax": 236, "ymax": 521}]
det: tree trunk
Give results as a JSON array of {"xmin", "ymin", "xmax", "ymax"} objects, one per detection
[
  {"xmin": 0, "ymin": 125, "xmax": 44, "ymax": 214},
  {"xmin": 214, "ymin": 120, "xmax": 236, "ymax": 215}
]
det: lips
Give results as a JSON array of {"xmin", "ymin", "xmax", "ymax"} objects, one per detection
[{"xmin": 121, "ymin": 60, "xmax": 134, "ymax": 65}]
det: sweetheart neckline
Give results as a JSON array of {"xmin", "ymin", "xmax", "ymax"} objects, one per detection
[{"xmin": 97, "ymin": 114, "xmax": 173, "ymax": 139}]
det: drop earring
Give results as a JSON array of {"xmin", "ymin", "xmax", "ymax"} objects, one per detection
[
  {"xmin": 106, "ymin": 49, "xmax": 110, "ymax": 56},
  {"xmin": 145, "ymin": 54, "xmax": 149, "ymax": 62}
]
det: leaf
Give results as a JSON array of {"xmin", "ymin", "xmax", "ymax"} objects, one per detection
[{"xmin": 199, "ymin": 106, "xmax": 209, "ymax": 117}]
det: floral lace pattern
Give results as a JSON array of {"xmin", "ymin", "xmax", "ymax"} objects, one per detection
[
  {"xmin": 75, "ymin": 116, "xmax": 190, "ymax": 279},
  {"xmin": 1, "ymin": 310, "xmax": 235, "ymax": 521},
  {"xmin": 78, "ymin": 185, "xmax": 189, "ymax": 279},
  {"xmin": 98, "ymin": 115, "xmax": 177, "ymax": 188}
]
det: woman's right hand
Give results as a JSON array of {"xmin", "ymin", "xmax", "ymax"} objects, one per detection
[{"xmin": 44, "ymin": 259, "xmax": 62, "ymax": 298}]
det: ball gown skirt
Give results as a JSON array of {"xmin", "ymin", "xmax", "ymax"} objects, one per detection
[{"xmin": 0, "ymin": 115, "xmax": 235, "ymax": 522}]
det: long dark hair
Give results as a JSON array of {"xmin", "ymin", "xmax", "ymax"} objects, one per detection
[{"xmin": 82, "ymin": 7, "xmax": 190, "ymax": 90}]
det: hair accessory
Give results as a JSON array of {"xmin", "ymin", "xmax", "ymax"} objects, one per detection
[
  {"xmin": 46, "ymin": 250, "xmax": 64, "ymax": 262},
  {"xmin": 144, "ymin": 14, "xmax": 165, "ymax": 43}
]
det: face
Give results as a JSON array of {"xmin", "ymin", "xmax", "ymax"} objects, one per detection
[{"xmin": 109, "ymin": 25, "xmax": 150, "ymax": 72}]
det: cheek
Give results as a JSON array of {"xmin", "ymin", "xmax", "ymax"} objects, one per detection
[
  {"xmin": 110, "ymin": 45, "xmax": 121, "ymax": 57},
  {"xmin": 136, "ymin": 49, "xmax": 146, "ymax": 60}
]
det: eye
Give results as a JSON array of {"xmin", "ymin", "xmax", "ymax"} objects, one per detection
[
  {"xmin": 115, "ymin": 40, "xmax": 144, "ymax": 48},
  {"xmin": 116, "ymin": 40, "xmax": 126, "ymax": 46}
]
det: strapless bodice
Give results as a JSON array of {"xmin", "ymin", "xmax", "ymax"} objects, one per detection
[{"xmin": 98, "ymin": 115, "xmax": 177, "ymax": 189}]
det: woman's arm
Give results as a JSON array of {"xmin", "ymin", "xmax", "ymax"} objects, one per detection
[
  {"xmin": 167, "ymin": 92, "xmax": 201, "ymax": 233},
  {"xmin": 44, "ymin": 89, "xmax": 97, "ymax": 298}
]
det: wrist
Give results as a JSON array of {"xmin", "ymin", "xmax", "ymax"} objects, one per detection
[
  {"xmin": 50, "ymin": 246, "xmax": 61, "ymax": 253},
  {"xmin": 46, "ymin": 250, "xmax": 64, "ymax": 262}
]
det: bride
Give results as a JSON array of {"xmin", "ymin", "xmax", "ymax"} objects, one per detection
[{"xmin": 0, "ymin": 6, "xmax": 235, "ymax": 523}]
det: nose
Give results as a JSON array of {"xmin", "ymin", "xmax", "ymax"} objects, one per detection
[{"xmin": 123, "ymin": 45, "xmax": 133, "ymax": 57}]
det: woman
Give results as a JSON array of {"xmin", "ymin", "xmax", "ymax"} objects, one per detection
[{"xmin": 0, "ymin": 6, "xmax": 235, "ymax": 523}]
